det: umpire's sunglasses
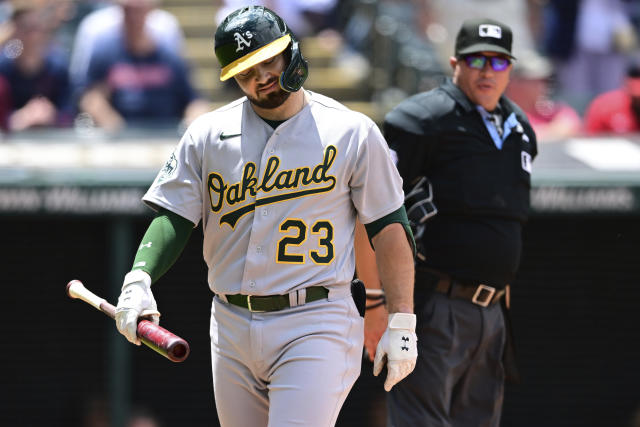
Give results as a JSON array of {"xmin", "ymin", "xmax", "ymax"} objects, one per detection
[{"xmin": 462, "ymin": 54, "xmax": 511, "ymax": 71}]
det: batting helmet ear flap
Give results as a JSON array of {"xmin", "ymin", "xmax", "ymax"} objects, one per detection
[{"xmin": 279, "ymin": 36, "xmax": 308, "ymax": 92}]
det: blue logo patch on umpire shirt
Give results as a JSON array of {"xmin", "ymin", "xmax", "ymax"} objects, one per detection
[{"xmin": 521, "ymin": 151, "xmax": 532, "ymax": 173}]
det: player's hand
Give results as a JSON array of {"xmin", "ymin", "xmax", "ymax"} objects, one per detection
[
  {"xmin": 115, "ymin": 270, "xmax": 160, "ymax": 345},
  {"xmin": 364, "ymin": 303, "xmax": 388, "ymax": 362},
  {"xmin": 373, "ymin": 312, "xmax": 417, "ymax": 392}
]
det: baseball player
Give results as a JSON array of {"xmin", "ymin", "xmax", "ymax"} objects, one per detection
[{"xmin": 114, "ymin": 6, "xmax": 417, "ymax": 426}]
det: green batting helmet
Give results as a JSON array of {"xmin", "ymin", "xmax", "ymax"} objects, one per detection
[{"xmin": 214, "ymin": 6, "xmax": 309, "ymax": 92}]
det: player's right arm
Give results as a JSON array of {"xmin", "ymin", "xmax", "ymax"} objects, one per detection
[
  {"xmin": 115, "ymin": 208, "xmax": 194, "ymax": 344},
  {"xmin": 129, "ymin": 208, "xmax": 195, "ymax": 282}
]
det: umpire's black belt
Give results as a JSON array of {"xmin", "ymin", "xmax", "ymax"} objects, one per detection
[
  {"xmin": 223, "ymin": 286, "xmax": 329, "ymax": 312},
  {"xmin": 421, "ymin": 268, "xmax": 505, "ymax": 307}
]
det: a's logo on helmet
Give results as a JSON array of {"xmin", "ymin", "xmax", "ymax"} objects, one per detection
[{"xmin": 234, "ymin": 31, "xmax": 253, "ymax": 52}]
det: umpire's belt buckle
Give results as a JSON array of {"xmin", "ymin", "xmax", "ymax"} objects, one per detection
[
  {"xmin": 246, "ymin": 295, "xmax": 266, "ymax": 312},
  {"xmin": 471, "ymin": 284, "xmax": 495, "ymax": 307}
]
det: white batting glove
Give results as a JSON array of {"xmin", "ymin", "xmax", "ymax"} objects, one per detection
[
  {"xmin": 115, "ymin": 270, "xmax": 160, "ymax": 345},
  {"xmin": 373, "ymin": 312, "xmax": 418, "ymax": 392}
]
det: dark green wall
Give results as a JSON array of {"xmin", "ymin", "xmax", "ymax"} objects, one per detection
[{"xmin": 2, "ymin": 214, "xmax": 639, "ymax": 427}]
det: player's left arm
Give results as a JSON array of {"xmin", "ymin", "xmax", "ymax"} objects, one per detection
[
  {"xmin": 362, "ymin": 207, "xmax": 417, "ymax": 391},
  {"xmin": 355, "ymin": 220, "xmax": 387, "ymax": 362},
  {"xmin": 364, "ymin": 208, "xmax": 415, "ymax": 314}
]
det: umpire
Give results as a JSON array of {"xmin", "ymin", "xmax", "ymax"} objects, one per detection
[{"xmin": 382, "ymin": 18, "xmax": 537, "ymax": 426}]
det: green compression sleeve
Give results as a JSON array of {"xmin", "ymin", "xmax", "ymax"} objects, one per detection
[
  {"xmin": 131, "ymin": 208, "xmax": 195, "ymax": 283},
  {"xmin": 363, "ymin": 206, "xmax": 416, "ymax": 257}
]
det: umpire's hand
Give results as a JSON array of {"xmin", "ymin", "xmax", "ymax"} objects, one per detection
[{"xmin": 373, "ymin": 312, "xmax": 417, "ymax": 391}]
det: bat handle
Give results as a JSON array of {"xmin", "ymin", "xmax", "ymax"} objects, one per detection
[{"xmin": 100, "ymin": 302, "xmax": 116, "ymax": 319}]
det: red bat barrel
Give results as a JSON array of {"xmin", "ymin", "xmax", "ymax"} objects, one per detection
[
  {"xmin": 101, "ymin": 303, "xmax": 189, "ymax": 362},
  {"xmin": 137, "ymin": 320, "xmax": 190, "ymax": 362}
]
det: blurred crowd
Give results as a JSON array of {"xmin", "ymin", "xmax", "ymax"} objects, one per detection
[
  {"xmin": 2, "ymin": 0, "xmax": 640, "ymax": 142},
  {"xmin": 352, "ymin": 0, "xmax": 640, "ymax": 142},
  {"xmin": 0, "ymin": 0, "xmax": 210, "ymax": 135}
]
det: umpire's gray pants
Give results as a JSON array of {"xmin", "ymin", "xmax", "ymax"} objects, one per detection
[{"xmin": 388, "ymin": 292, "xmax": 506, "ymax": 427}]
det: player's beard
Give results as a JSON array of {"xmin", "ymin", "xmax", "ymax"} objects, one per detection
[{"xmin": 248, "ymin": 77, "xmax": 291, "ymax": 109}]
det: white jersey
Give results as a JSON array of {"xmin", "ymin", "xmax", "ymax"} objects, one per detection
[{"xmin": 143, "ymin": 91, "xmax": 404, "ymax": 297}]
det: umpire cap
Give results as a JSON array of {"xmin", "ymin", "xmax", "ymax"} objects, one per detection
[
  {"xmin": 455, "ymin": 18, "xmax": 515, "ymax": 59},
  {"xmin": 214, "ymin": 6, "xmax": 308, "ymax": 91}
]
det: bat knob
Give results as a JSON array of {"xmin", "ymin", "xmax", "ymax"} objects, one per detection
[{"xmin": 66, "ymin": 280, "xmax": 82, "ymax": 298}]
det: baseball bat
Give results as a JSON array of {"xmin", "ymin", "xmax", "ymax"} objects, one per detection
[{"xmin": 66, "ymin": 279, "xmax": 190, "ymax": 363}]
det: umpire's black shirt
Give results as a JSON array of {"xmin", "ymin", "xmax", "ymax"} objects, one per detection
[{"xmin": 384, "ymin": 78, "xmax": 537, "ymax": 287}]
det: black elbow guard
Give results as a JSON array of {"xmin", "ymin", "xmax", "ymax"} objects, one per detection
[{"xmin": 404, "ymin": 176, "xmax": 437, "ymax": 227}]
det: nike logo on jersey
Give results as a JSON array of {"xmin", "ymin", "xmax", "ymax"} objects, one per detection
[
  {"xmin": 208, "ymin": 145, "xmax": 338, "ymax": 228},
  {"xmin": 220, "ymin": 132, "xmax": 242, "ymax": 140}
]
